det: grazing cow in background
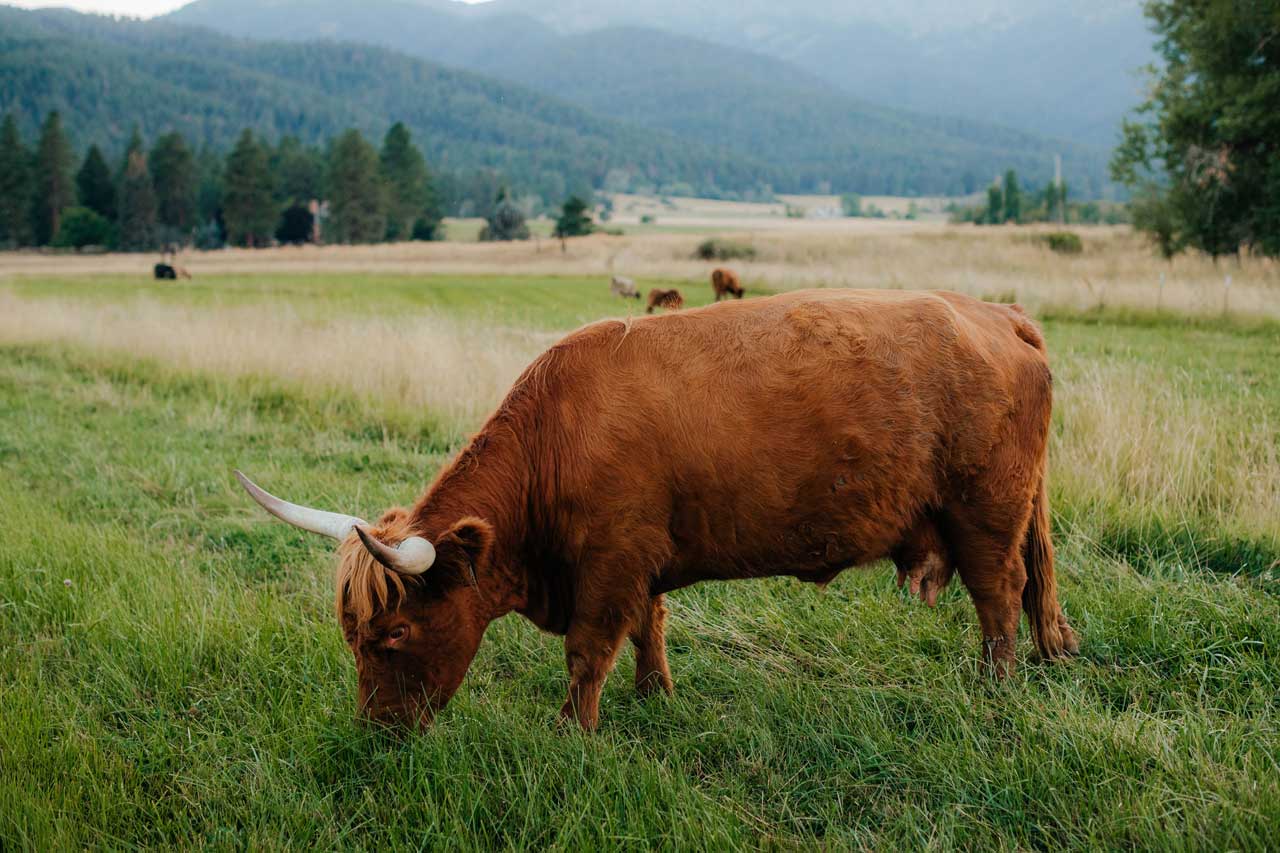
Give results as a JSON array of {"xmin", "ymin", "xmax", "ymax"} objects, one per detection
[
  {"xmin": 237, "ymin": 289, "xmax": 1079, "ymax": 731},
  {"xmin": 610, "ymin": 275, "xmax": 641, "ymax": 300},
  {"xmin": 711, "ymin": 267, "xmax": 744, "ymax": 301},
  {"xmin": 646, "ymin": 288, "xmax": 684, "ymax": 313},
  {"xmin": 154, "ymin": 263, "xmax": 178, "ymax": 280}
]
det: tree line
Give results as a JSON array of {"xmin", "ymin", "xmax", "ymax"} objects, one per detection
[
  {"xmin": 949, "ymin": 168, "xmax": 1130, "ymax": 227},
  {"xmin": 0, "ymin": 113, "xmax": 444, "ymax": 251}
]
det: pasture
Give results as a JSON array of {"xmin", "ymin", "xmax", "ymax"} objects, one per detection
[{"xmin": 1, "ymin": 230, "xmax": 1278, "ymax": 849}]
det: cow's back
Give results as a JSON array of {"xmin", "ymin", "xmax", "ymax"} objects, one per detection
[{"xmin": 525, "ymin": 289, "xmax": 1050, "ymax": 584}]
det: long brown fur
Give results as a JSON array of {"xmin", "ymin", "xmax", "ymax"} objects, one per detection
[{"xmin": 329, "ymin": 289, "xmax": 1078, "ymax": 729}]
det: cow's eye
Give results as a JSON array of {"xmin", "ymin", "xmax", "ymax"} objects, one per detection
[{"xmin": 387, "ymin": 625, "xmax": 408, "ymax": 644}]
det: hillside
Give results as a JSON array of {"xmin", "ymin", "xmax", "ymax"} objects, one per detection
[
  {"xmin": 479, "ymin": 0, "xmax": 1153, "ymax": 148},
  {"xmin": 165, "ymin": 0, "xmax": 1112, "ymax": 196},
  {"xmin": 0, "ymin": 7, "xmax": 768, "ymax": 201}
]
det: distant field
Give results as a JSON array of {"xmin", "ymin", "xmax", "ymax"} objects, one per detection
[{"xmin": 1, "ymin": 238, "xmax": 1278, "ymax": 847}]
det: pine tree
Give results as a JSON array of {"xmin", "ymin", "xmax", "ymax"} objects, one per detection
[
  {"xmin": 31, "ymin": 111, "xmax": 75, "ymax": 245},
  {"xmin": 985, "ymin": 183, "xmax": 1003, "ymax": 226},
  {"xmin": 150, "ymin": 131, "xmax": 197, "ymax": 238},
  {"xmin": 553, "ymin": 195, "xmax": 594, "ymax": 244},
  {"xmin": 379, "ymin": 122, "xmax": 430, "ymax": 241},
  {"xmin": 0, "ymin": 113, "xmax": 33, "ymax": 247},
  {"xmin": 223, "ymin": 129, "xmax": 274, "ymax": 247},
  {"xmin": 1002, "ymin": 169, "xmax": 1021, "ymax": 224},
  {"xmin": 479, "ymin": 187, "xmax": 529, "ymax": 242},
  {"xmin": 271, "ymin": 136, "xmax": 324, "ymax": 206},
  {"xmin": 327, "ymin": 129, "xmax": 385, "ymax": 244},
  {"xmin": 117, "ymin": 129, "xmax": 158, "ymax": 251},
  {"xmin": 76, "ymin": 145, "xmax": 116, "ymax": 220}
]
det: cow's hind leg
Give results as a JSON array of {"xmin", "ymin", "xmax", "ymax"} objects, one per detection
[
  {"xmin": 892, "ymin": 514, "xmax": 955, "ymax": 607},
  {"xmin": 630, "ymin": 594, "xmax": 674, "ymax": 698},
  {"xmin": 945, "ymin": 500, "xmax": 1033, "ymax": 679}
]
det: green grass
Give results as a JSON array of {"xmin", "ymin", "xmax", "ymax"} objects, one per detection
[{"xmin": 2, "ymin": 274, "xmax": 1278, "ymax": 849}]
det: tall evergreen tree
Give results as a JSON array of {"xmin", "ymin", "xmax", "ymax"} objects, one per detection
[
  {"xmin": 150, "ymin": 131, "xmax": 197, "ymax": 237},
  {"xmin": 479, "ymin": 186, "xmax": 529, "ymax": 242},
  {"xmin": 271, "ymin": 136, "xmax": 324, "ymax": 206},
  {"xmin": 31, "ymin": 111, "xmax": 75, "ymax": 245},
  {"xmin": 0, "ymin": 113, "xmax": 33, "ymax": 246},
  {"xmin": 117, "ymin": 129, "xmax": 157, "ymax": 251},
  {"xmin": 327, "ymin": 129, "xmax": 384, "ymax": 244},
  {"xmin": 985, "ymin": 183, "xmax": 1003, "ymax": 226},
  {"xmin": 76, "ymin": 144, "xmax": 116, "ymax": 220},
  {"xmin": 223, "ymin": 129, "xmax": 274, "ymax": 247},
  {"xmin": 379, "ymin": 122, "xmax": 429, "ymax": 241},
  {"xmin": 1002, "ymin": 169, "xmax": 1021, "ymax": 224},
  {"xmin": 553, "ymin": 195, "xmax": 594, "ymax": 241}
]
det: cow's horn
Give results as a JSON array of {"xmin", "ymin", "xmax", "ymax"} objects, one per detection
[
  {"xmin": 355, "ymin": 526, "xmax": 436, "ymax": 576},
  {"xmin": 235, "ymin": 470, "xmax": 365, "ymax": 541}
]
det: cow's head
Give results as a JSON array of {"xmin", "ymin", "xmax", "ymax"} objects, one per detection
[{"xmin": 235, "ymin": 472, "xmax": 493, "ymax": 728}]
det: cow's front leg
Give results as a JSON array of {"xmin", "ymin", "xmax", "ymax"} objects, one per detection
[
  {"xmin": 631, "ymin": 594, "xmax": 674, "ymax": 698},
  {"xmin": 560, "ymin": 618, "xmax": 629, "ymax": 731}
]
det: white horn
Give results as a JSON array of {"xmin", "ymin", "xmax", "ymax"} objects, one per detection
[
  {"xmin": 235, "ymin": 470, "xmax": 365, "ymax": 541},
  {"xmin": 355, "ymin": 525, "xmax": 436, "ymax": 576}
]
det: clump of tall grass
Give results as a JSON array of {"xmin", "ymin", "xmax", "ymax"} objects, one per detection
[
  {"xmin": 0, "ymin": 293, "xmax": 551, "ymax": 438},
  {"xmin": 1052, "ymin": 360, "xmax": 1279, "ymax": 572}
]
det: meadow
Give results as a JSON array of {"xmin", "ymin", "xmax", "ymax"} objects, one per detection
[{"xmin": 1, "ymin": 228, "xmax": 1278, "ymax": 849}]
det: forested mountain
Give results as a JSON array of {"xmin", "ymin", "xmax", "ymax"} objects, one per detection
[
  {"xmin": 164, "ymin": 0, "xmax": 1112, "ymax": 196},
  {"xmin": 0, "ymin": 6, "xmax": 768, "ymax": 202},
  {"xmin": 477, "ymin": 0, "xmax": 1153, "ymax": 148}
]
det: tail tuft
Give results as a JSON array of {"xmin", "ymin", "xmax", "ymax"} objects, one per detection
[{"xmin": 1022, "ymin": 476, "xmax": 1078, "ymax": 659}]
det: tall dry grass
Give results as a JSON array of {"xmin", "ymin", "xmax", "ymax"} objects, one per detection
[
  {"xmin": 1053, "ymin": 360, "xmax": 1280, "ymax": 548},
  {"xmin": 0, "ymin": 292, "xmax": 551, "ymax": 434}
]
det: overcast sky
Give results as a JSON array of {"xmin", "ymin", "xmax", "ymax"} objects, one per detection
[{"xmin": 4, "ymin": 0, "xmax": 486, "ymax": 17}]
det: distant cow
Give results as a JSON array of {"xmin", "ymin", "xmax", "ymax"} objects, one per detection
[
  {"xmin": 154, "ymin": 263, "xmax": 177, "ymax": 280},
  {"xmin": 646, "ymin": 288, "xmax": 684, "ymax": 314},
  {"xmin": 711, "ymin": 268, "xmax": 744, "ymax": 301},
  {"xmin": 610, "ymin": 275, "xmax": 641, "ymax": 300}
]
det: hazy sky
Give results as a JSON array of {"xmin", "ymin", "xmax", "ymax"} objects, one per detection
[{"xmin": 4, "ymin": 0, "xmax": 486, "ymax": 17}]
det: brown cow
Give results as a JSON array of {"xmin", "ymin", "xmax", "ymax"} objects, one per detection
[
  {"xmin": 237, "ymin": 289, "xmax": 1078, "ymax": 731},
  {"xmin": 646, "ymin": 288, "xmax": 684, "ymax": 314},
  {"xmin": 711, "ymin": 267, "xmax": 744, "ymax": 301}
]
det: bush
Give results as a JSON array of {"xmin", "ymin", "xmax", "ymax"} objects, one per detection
[
  {"xmin": 1039, "ymin": 231, "xmax": 1084, "ymax": 254},
  {"xmin": 694, "ymin": 238, "xmax": 756, "ymax": 261},
  {"xmin": 52, "ymin": 207, "xmax": 113, "ymax": 249},
  {"xmin": 412, "ymin": 216, "xmax": 443, "ymax": 241}
]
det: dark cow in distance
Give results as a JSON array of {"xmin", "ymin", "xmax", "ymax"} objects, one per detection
[
  {"xmin": 237, "ymin": 289, "xmax": 1079, "ymax": 731},
  {"xmin": 646, "ymin": 288, "xmax": 684, "ymax": 313},
  {"xmin": 711, "ymin": 267, "xmax": 744, "ymax": 301}
]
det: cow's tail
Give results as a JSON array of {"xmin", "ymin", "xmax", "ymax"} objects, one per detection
[{"xmin": 1021, "ymin": 473, "xmax": 1077, "ymax": 659}]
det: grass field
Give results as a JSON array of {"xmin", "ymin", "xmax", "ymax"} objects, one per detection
[{"xmin": 2, "ymin": 250, "xmax": 1279, "ymax": 848}]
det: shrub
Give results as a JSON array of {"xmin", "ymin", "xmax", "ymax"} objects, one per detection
[
  {"xmin": 694, "ymin": 238, "xmax": 756, "ymax": 261},
  {"xmin": 52, "ymin": 207, "xmax": 113, "ymax": 249},
  {"xmin": 1039, "ymin": 231, "xmax": 1084, "ymax": 254}
]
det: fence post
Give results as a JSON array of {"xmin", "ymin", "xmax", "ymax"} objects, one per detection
[
  {"xmin": 1158, "ymin": 271, "xmax": 1165, "ymax": 312},
  {"xmin": 1224, "ymin": 273, "xmax": 1232, "ymax": 316}
]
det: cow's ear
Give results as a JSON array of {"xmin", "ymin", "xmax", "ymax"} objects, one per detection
[{"xmin": 433, "ymin": 517, "xmax": 494, "ymax": 589}]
